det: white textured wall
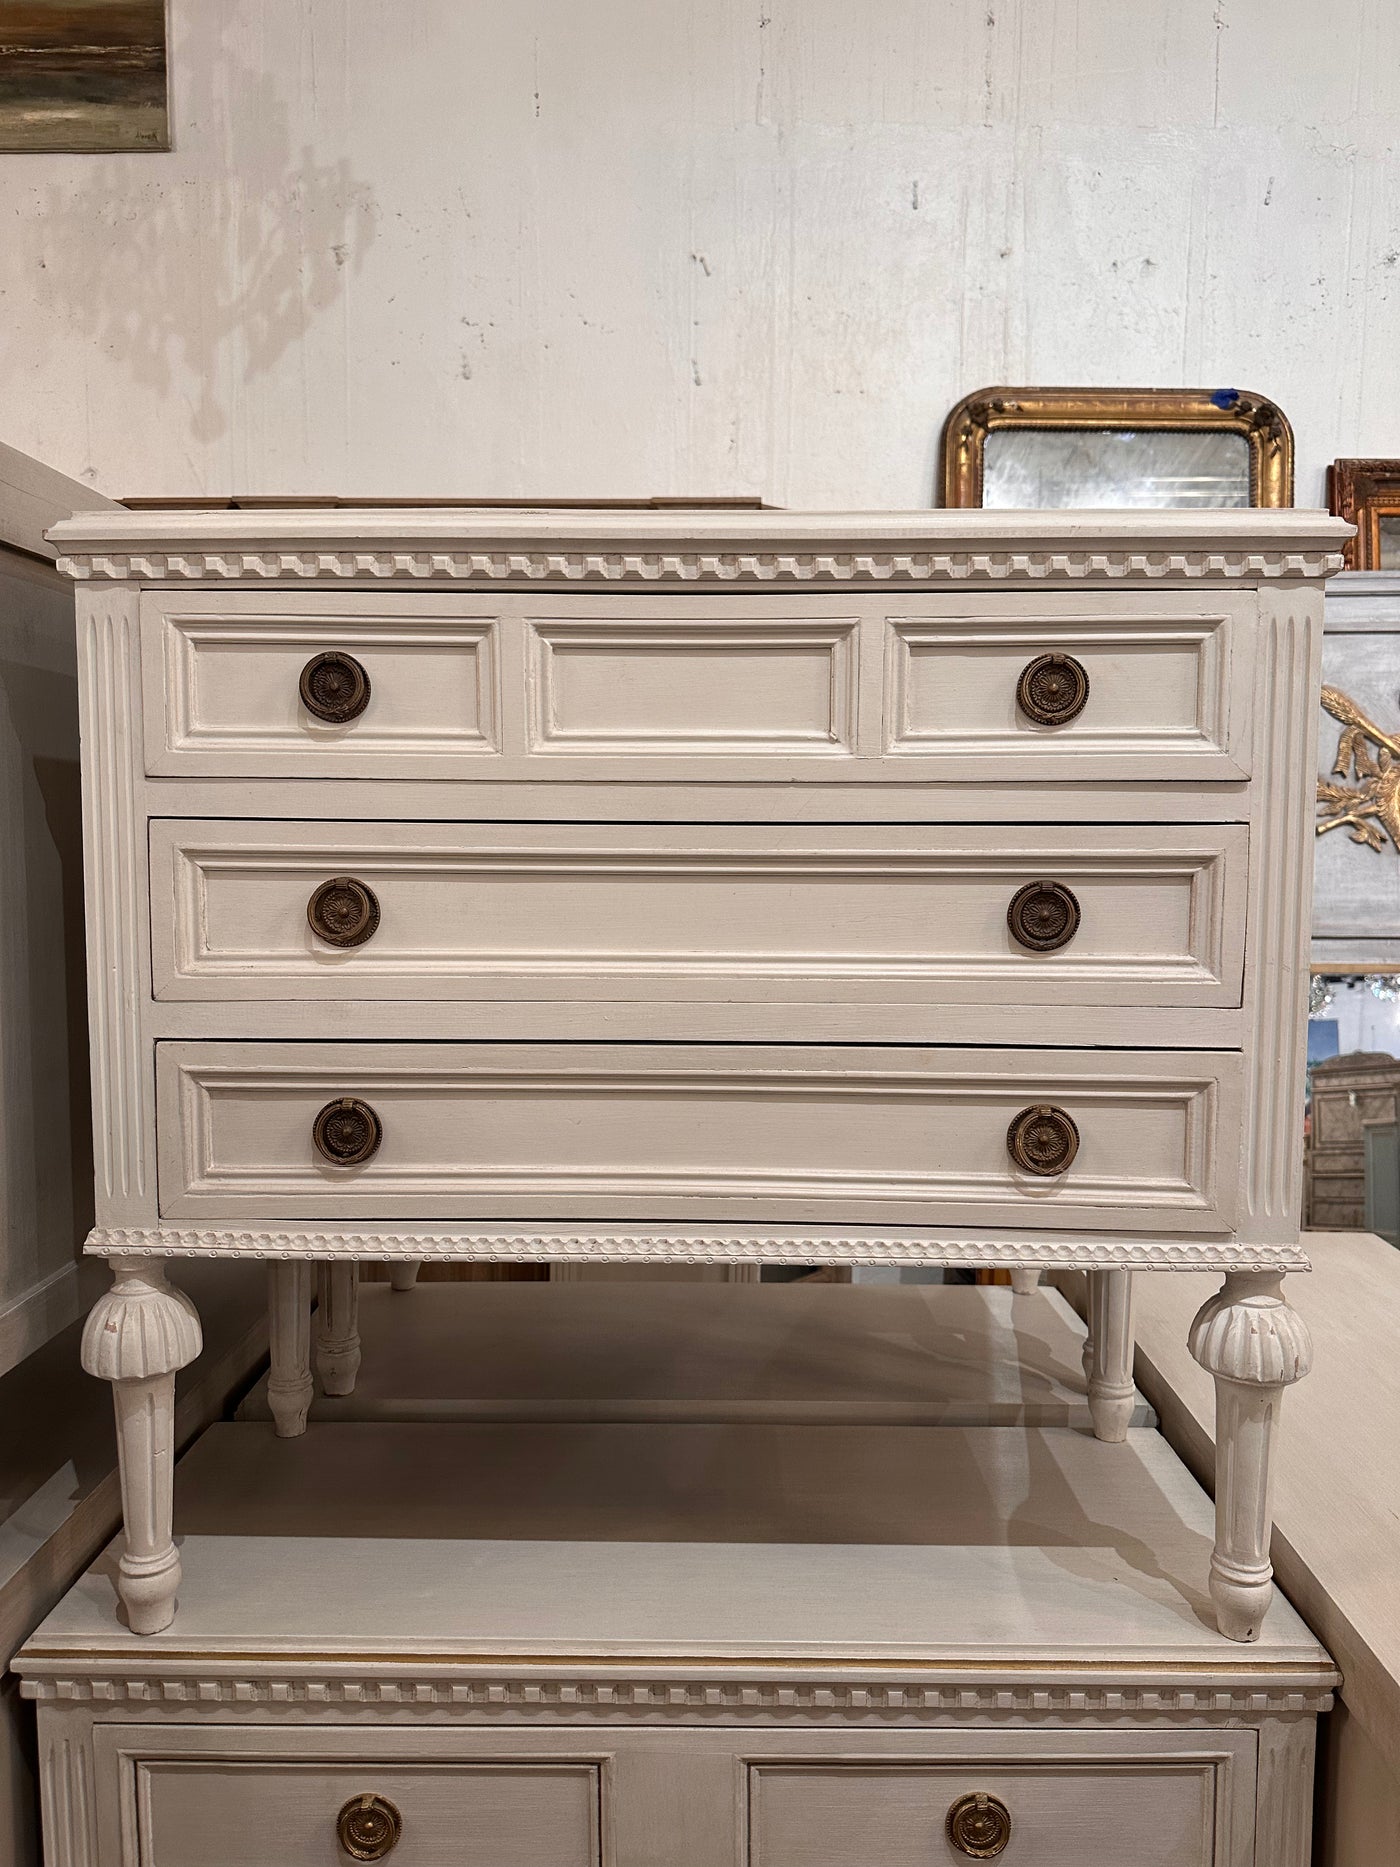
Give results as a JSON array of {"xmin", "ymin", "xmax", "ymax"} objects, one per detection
[{"xmin": 0, "ymin": 0, "xmax": 1397, "ymax": 507}]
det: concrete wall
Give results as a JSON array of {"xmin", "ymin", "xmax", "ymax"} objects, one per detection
[{"xmin": 0, "ymin": 0, "xmax": 1397, "ymax": 508}]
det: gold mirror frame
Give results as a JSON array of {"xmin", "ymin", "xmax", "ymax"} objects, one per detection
[
  {"xmin": 940, "ymin": 386, "xmax": 1294, "ymax": 508},
  {"xmin": 1327, "ymin": 459, "xmax": 1400, "ymax": 569}
]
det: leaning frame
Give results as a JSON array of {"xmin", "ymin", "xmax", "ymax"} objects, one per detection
[
  {"xmin": 1328, "ymin": 459, "xmax": 1400, "ymax": 570},
  {"xmin": 941, "ymin": 386, "xmax": 1295, "ymax": 509}
]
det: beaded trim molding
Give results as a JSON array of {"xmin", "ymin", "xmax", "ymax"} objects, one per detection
[{"xmin": 83, "ymin": 1225, "xmax": 1312, "ymax": 1273}]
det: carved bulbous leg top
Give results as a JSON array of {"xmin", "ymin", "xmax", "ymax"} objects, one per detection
[
  {"xmin": 83, "ymin": 1259, "xmax": 202, "ymax": 1636},
  {"xmin": 81, "ymin": 1257, "xmax": 203, "ymax": 1383},
  {"xmin": 1187, "ymin": 1272, "xmax": 1312, "ymax": 1390}
]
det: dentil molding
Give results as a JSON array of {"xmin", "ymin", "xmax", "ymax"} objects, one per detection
[
  {"xmin": 55, "ymin": 546, "xmax": 1347, "ymax": 585},
  {"xmin": 21, "ymin": 1669, "xmax": 1336, "ymax": 1716}
]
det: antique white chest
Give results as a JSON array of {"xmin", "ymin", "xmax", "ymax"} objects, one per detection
[{"xmin": 54, "ymin": 505, "xmax": 1348, "ymax": 1639}]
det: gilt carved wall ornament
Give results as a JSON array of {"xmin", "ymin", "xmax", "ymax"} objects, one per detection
[{"xmin": 1316, "ymin": 685, "xmax": 1400, "ymax": 853}]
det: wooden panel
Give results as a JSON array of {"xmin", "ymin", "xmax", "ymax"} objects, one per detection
[
  {"xmin": 154, "ymin": 1040, "xmax": 1239, "ymax": 1229},
  {"xmin": 885, "ymin": 597, "xmax": 1249, "ymax": 781},
  {"xmin": 750, "ymin": 1754, "xmax": 1222, "ymax": 1867},
  {"xmin": 141, "ymin": 591, "xmax": 500, "ymax": 777},
  {"xmin": 148, "ymin": 819, "xmax": 1247, "ymax": 1009},
  {"xmin": 525, "ymin": 612, "xmax": 858, "ymax": 754},
  {"xmin": 136, "ymin": 1754, "xmax": 599, "ymax": 1867}
]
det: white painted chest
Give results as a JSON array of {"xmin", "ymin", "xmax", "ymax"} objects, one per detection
[{"xmin": 54, "ymin": 505, "xmax": 1347, "ymax": 1640}]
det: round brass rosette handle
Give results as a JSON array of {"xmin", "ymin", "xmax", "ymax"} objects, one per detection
[
  {"xmin": 300, "ymin": 649, "xmax": 371, "ymax": 724},
  {"xmin": 336, "ymin": 1792, "xmax": 402, "ymax": 1860},
  {"xmin": 313, "ymin": 1097, "xmax": 383, "ymax": 1167},
  {"xmin": 1007, "ymin": 1104, "xmax": 1080, "ymax": 1177},
  {"xmin": 1016, "ymin": 651, "xmax": 1089, "ymax": 726},
  {"xmin": 946, "ymin": 1791, "xmax": 1012, "ymax": 1859},
  {"xmin": 1007, "ymin": 879, "xmax": 1080, "ymax": 952},
  {"xmin": 308, "ymin": 876, "xmax": 381, "ymax": 948}
]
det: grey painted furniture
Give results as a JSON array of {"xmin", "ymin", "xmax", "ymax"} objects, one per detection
[{"xmin": 50, "ymin": 504, "xmax": 1346, "ymax": 1640}]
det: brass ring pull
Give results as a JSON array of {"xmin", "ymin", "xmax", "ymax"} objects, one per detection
[
  {"xmin": 300, "ymin": 650, "xmax": 371, "ymax": 724},
  {"xmin": 336, "ymin": 1793, "xmax": 402, "ymax": 1860},
  {"xmin": 1017, "ymin": 651, "xmax": 1089, "ymax": 726},
  {"xmin": 1007, "ymin": 1104, "xmax": 1079, "ymax": 1176},
  {"xmin": 1007, "ymin": 879, "xmax": 1080, "ymax": 952},
  {"xmin": 313, "ymin": 1097, "xmax": 383, "ymax": 1166},
  {"xmin": 308, "ymin": 876, "xmax": 381, "ymax": 948},
  {"xmin": 946, "ymin": 1791, "xmax": 1012, "ymax": 1858}
]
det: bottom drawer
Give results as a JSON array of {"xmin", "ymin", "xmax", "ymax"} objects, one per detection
[
  {"xmin": 134, "ymin": 1757, "xmax": 600, "ymax": 1866},
  {"xmin": 154, "ymin": 1038, "xmax": 1239, "ymax": 1229}
]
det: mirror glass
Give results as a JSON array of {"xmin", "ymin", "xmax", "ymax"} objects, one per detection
[
  {"xmin": 982, "ymin": 427, "xmax": 1251, "ymax": 509},
  {"xmin": 1376, "ymin": 514, "xmax": 1400, "ymax": 569}
]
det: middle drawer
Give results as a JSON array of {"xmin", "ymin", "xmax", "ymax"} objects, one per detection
[{"xmin": 150, "ymin": 820, "xmax": 1247, "ymax": 1009}]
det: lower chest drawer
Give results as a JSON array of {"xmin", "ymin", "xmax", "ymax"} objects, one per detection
[
  {"xmin": 129, "ymin": 1755, "xmax": 599, "ymax": 1866},
  {"xmin": 749, "ymin": 1749, "xmax": 1241, "ymax": 1867},
  {"xmin": 154, "ymin": 1039, "xmax": 1240, "ymax": 1230}
]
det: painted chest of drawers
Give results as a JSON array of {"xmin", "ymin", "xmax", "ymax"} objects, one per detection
[{"xmin": 54, "ymin": 505, "xmax": 1348, "ymax": 1639}]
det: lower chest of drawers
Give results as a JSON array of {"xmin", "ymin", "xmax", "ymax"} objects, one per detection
[{"xmin": 90, "ymin": 1722, "xmax": 1259, "ymax": 1867}]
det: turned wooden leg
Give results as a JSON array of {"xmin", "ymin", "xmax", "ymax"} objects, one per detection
[
  {"xmin": 1008, "ymin": 1268, "xmax": 1041, "ymax": 1296},
  {"xmin": 1189, "ymin": 1271, "xmax": 1312, "ymax": 1643},
  {"xmin": 389, "ymin": 1260, "xmax": 421, "ymax": 1292},
  {"xmin": 268, "ymin": 1261, "xmax": 313, "ymax": 1438},
  {"xmin": 315, "ymin": 1262, "xmax": 361, "ymax": 1397},
  {"xmin": 81, "ymin": 1258, "xmax": 202, "ymax": 1635},
  {"xmin": 1087, "ymin": 1268, "xmax": 1135, "ymax": 1443}
]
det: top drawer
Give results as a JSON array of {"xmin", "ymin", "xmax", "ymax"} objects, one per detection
[{"xmin": 139, "ymin": 589, "xmax": 1253, "ymax": 783}]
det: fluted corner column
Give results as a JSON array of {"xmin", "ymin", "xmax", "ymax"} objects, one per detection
[
  {"xmin": 1188, "ymin": 1272, "xmax": 1312, "ymax": 1643},
  {"xmin": 315, "ymin": 1261, "xmax": 361, "ymax": 1396},
  {"xmin": 81, "ymin": 1258, "xmax": 202, "ymax": 1635}
]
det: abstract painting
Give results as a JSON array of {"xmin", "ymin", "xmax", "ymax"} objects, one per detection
[{"xmin": 0, "ymin": 0, "xmax": 168, "ymax": 152}]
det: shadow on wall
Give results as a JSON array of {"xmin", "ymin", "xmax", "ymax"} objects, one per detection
[{"xmin": 4, "ymin": 7, "xmax": 378, "ymax": 447}]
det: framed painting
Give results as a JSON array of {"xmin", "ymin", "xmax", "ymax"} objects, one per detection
[
  {"xmin": 0, "ymin": 0, "xmax": 168, "ymax": 153},
  {"xmin": 1328, "ymin": 460, "xmax": 1400, "ymax": 571},
  {"xmin": 940, "ymin": 387, "xmax": 1294, "ymax": 510}
]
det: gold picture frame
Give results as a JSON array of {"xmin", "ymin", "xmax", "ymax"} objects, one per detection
[
  {"xmin": 1327, "ymin": 459, "xmax": 1400, "ymax": 570},
  {"xmin": 941, "ymin": 386, "xmax": 1294, "ymax": 509}
]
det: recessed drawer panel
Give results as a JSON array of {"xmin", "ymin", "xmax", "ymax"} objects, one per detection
[
  {"xmin": 149, "ymin": 820, "xmax": 1247, "ymax": 1009},
  {"xmin": 751, "ymin": 1754, "xmax": 1223, "ymax": 1867},
  {"xmin": 155, "ymin": 1040, "xmax": 1240, "ymax": 1229},
  {"xmin": 884, "ymin": 598, "xmax": 1249, "ymax": 781},
  {"xmin": 141, "ymin": 592, "xmax": 500, "ymax": 778},
  {"xmin": 525, "ymin": 612, "xmax": 857, "ymax": 755},
  {"xmin": 135, "ymin": 1756, "xmax": 599, "ymax": 1866}
]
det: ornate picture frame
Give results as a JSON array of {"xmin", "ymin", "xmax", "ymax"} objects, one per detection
[
  {"xmin": 1328, "ymin": 460, "xmax": 1400, "ymax": 570},
  {"xmin": 941, "ymin": 387, "xmax": 1294, "ymax": 509}
]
